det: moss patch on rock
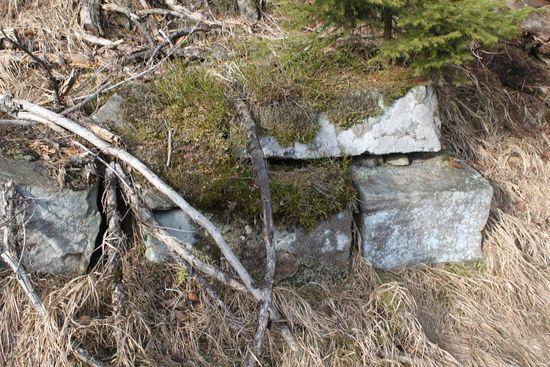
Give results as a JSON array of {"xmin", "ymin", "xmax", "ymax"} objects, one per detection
[
  {"xmin": 233, "ymin": 34, "xmax": 419, "ymax": 145},
  {"xmin": 116, "ymin": 63, "xmax": 355, "ymax": 231},
  {"xmin": 267, "ymin": 159, "xmax": 356, "ymax": 230}
]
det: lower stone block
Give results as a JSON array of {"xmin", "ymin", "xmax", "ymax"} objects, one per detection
[
  {"xmin": 144, "ymin": 208, "xmax": 352, "ymax": 283},
  {"xmin": 351, "ymin": 155, "xmax": 492, "ymax": 269}
]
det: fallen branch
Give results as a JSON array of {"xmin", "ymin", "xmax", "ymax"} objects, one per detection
[
  {"xmin": 0, "ymin": 119, "xmax": 34, "ymax": 126},
  {"xmin": 62, "ymin": 39, "xmax": 183, "ymax": 115},
  {"xmin": 103, "ymin": 163, "xmax": 125, "ymax": 292},
  {"xmin": 112, "ymin": 163, "xmax": 239, "ymax": 318},
  {"xmin": 103, "ymin": 3, "xmax": 222, "ymax": 27},
  {"xmin": 113, "ymin": 164, "xmax": 249, "ymax": 294},
  {"xmin": 163, "ymin": 0, "xmax": 222, "ymax": 26},
  {"xmin": 101, "ymin": 3, "xmax": 155, "ymax": 49},
  {"xmin": 75, "ymin": 31, "xmax": 123, "ymax": 48},
  {"xmin": 102, "ymin": 163, "xmax": 127, "ymax": 361},
  {"xmin": 235, "ymin": 98, "xmax": 276, "ymax": 366},
  {"xmin": 0, "ymin": 95, "xmax": 260, "ymax": 297}
]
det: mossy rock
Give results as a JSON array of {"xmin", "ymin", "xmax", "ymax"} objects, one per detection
[
  {"xmin": 114, "ymin": 63, "xmax": 356, "ymax": 230},
  {"xmin": 232, "ymin": 34, "xmax": 419, "ymax": 145}
]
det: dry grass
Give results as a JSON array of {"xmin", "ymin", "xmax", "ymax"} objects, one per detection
[{"xmin": 1, "ymin": 1, "xmax": 549, "ymax": 366}]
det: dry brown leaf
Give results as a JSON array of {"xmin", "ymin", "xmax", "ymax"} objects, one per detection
[{"xmin": 187, "ymin": 291, "xmax": 200, "ymax": 302}]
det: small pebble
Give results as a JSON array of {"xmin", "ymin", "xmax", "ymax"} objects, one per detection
[{"xmin": 386, "ymin": 155, "xmax": 410, "ymax": 166}]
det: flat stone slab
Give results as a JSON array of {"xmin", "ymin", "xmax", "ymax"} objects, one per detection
[
  {"xmin": 351, "ymin": 155, "xmax": 492, "ymax": 269},
  {"xmin": 92, "ymin": 93, "xmax": 125, "ymax": 128},
  {"xmin": 0, "ymin": 158, "xmax": 101, "ymax": 275},
  {"xmin": 95, "ymin": 86, "xmax": 441, "ymax": 161},
  {"xmin": 259, "ymin": 85, "xmax": 441, "ymax": 158}
]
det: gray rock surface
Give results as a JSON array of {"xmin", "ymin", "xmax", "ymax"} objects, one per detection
[
  {"xmin": 352, "ymin": 155, "xmax": 493, "ymax": 269},
  {"xmin": 273, "ymin": 210, "xmax": 352, "ymax": 281},
  {"xmin": 97, "ymin": 87, "xmax": 441, "ymax": 161},
  {"xmin": 140, "ymin": 185, "xmax": 176, "ymax": 211},
  {"xmin": 258, "ymin": 85, "xmax": 441, "ymax": 158},
  {"xmin": 145, "ymin": 209, "xmax": 197, "ymax": 263},
  {"xmin": 92, "ymin": 93, "xmax": 126, "ymax": 128},
  {"xmin": 0, "ymin": 158, "xmax": 101, "ymax": 275}
]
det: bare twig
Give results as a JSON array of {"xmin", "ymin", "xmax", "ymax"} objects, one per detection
[
  {"xmin": 75, "ymin": 31, "xmax": 123, "ymax": 48},
  {"xmin": 100, "ymin": 3, "xmax": 155, "ymax": 48},
  {"xmin": 0, "ymin": 95, "xmax": 261, "ymax": 297},
  {"xmin": 62, "ymin": 41, "xmax": 182, "ymax": 115},
  {"xmin": 0, "ymin": 119, "xmax": 34, "ymax": 126},
  {"xmin": 113, "ymin": 164, "xmax": 249, "ymax": 294},
  {"xmin": 235, "ymin": 98, "xmax": 276, "ymax": 366},
  {"xmin": 0, "ymin": 252, "xmax": 47, "ymax": 315},
  {"xmin": 147, "ymin": 24, "xmax": 207, "ymax": 64},
  {"xmin": 166, "ymin": 127, "xmax": 172, "ymax": 167},
  {"xmin": 102, "ymin": 163, "xmax": 127, "ymax": 358},
  {"xmin": 163, "ymin": 0, "xmax": 222, "ymax": 26},
  {"xmin": 72, "ymin": 347, "xmax": 108, "ymax": 367},
  {"xmin": 103, "ymin": 163, "xmax": 125, "ymax": 279},
  {"xmin": 103, "ymin": 3, "xmax": 222, "ymax": 27},
  {"xmin": 112, "ymin": 163, "xmax": 238, "ymax": 318}
]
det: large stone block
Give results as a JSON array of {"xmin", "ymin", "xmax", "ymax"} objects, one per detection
[
  {"xmin": 351, "ymin": 155, "xmax": 492, "ymax": 269},
  {"xmin": 95, "ymin": 86, "xmax": 442, "ymax": 162},
  {"xmin": 0, "ymin": 158, "xmax": 101, "ymax": 275},
  {"xmin": 258, "ymin": 85, "xmax": 441, "ymax": 159}
]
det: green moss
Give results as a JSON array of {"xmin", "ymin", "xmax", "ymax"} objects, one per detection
[
  {"xmin": 117, "ymin": 63, "xmax": 355, "ymax": 231},
  {"xmin": 267, "ymin": 159, "xmax": 356, "ymax": 229},
  {"xmin": 176, "ymin": 268, "xmax": 188, "ymax": 287}
]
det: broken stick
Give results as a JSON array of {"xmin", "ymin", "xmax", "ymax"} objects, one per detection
[{"xmin": 235, "ymin": 97, "xmax": 276, "ymax": 366}]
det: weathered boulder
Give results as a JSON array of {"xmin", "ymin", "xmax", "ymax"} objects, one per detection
[
  {"xmin": 144, "ymin": 209, "xmax": 197, "ymax": 263},
  {"xmin": 0, "ymin": 158, "xmax": 101, "ymax": 275},
  {"xmin": 258, "ymin": 85, "xmax": 441, "ymax": 159},
  {"xmin": 273, "ymin": 210, "xmax": 352, "ymax": 281},
  {"xmin": 351, "ymin": 155, "xmax": 492, "ymax": 269},
  {"xmin": 95, "ymin": 86, "xmax": 441, "ymax": 162}
]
